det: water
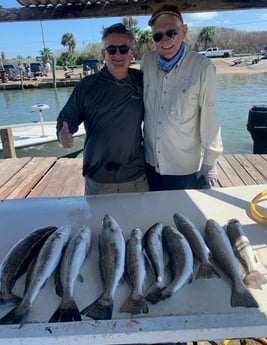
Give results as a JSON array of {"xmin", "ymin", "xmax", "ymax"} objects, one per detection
[
  {"xmin": 217, "ymin": 73, "xmax": 267, "ymax": 153},
  {"xmin": 0, "ymin": 73, "xmax": 267, "ymax": 154}
]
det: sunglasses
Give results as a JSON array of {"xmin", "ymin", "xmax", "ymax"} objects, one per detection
[
  {"xmin": 105, "ymin": 45, "xmax": 131, "ymax": 55},
  {"xmin": 152, "ymin": 29, "xmax": 178, "ymax": 42}
]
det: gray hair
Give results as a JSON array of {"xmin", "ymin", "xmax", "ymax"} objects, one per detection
[{"xmin": 102, "ymin": 23, "xmax": 136, "ymax": 48}]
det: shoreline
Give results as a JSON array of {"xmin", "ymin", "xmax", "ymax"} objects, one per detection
[{"xmin": 0, "ymin": 57, "xmax": 266, "ymax": 90}]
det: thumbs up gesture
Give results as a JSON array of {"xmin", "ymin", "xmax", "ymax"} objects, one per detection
[{"xmin": 59, "ymin": 121, "xmax": 74, "ymax": 148}]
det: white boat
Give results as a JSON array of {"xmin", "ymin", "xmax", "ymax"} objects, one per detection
[{"xmin": 0, "ymin": 121, "xmax": 85, "ymax": 158}]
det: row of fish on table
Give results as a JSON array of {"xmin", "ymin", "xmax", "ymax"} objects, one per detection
[{"xmin": 0, "ymin": 212, "xmax": 266, "ymax": 328}]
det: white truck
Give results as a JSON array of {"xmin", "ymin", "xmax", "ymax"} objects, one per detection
[{"xmin": 199, "ymin": 47, "xmax": 233, "ymax": 58}]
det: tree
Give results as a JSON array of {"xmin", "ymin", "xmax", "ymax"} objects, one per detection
[
  {"xmin": 57, "ymin": 51, "xmax": 77, "ymax": 66},
  {"xmin": 122, "ymin": 16, "xmax": 138, "ymax": 29},
  {"xmin": 40, "ymin": 47, "xmax": 53, "ymax": 63},
  {"xmin": 199, "ymin": 26, "xmax": 215, "ymax": 49},
  {"xmin": 61, "ymin": 33, "xmax": 76, "ymax": 54}
]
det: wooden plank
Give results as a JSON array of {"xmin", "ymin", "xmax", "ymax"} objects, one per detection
[
  {"xmin": 28, "ymin": 157, "xmax": 84, "ymax": 198},
  {"xmin": 0, "ymin": 157, "xmax": 57, "ymax": 199},
  {"xmin": 0, "ymin": 157, "xmax": 32, "ymax": 188},
  {"xmin": 1, "ymin": 0, "xmax": 267, "ymax": 22},
  {"xmin": 217, "ymin": 154, "xmax": 244, "ymax": 187},
  {"xmin": 245, "ymin": 154, "xmax": 267, "ymax": 183},
  {"xmin": 224, "ymin": 154, "xmax": 258, "ymax": 185}
]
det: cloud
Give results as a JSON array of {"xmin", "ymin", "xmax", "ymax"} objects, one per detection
[{"xmin": 185, "ymin": 12, "xmax": 219, "ymax": 20}]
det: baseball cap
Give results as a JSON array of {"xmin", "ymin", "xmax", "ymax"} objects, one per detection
[{"xmin": 148, "ymin": 4, "xmax": 184, "ymax": 26}]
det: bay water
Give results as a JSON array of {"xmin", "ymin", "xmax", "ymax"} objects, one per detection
[{"xmin": 0, "ymin": 72, "xmax": 267, "ymax": 154}]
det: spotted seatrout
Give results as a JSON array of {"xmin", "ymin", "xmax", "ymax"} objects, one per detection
[
  {"xmin": 0, "ymin": 225, "xmax": 71, "ymax": 328},
  {"xmin": 146, "ymin": 225, "xmax": 193, "ymax": 305},
  {"xmin": 49, "ymin": 225, "xmax": 92, "ymax": 322},
  {"xmin": 120, "ymin": 227, "xmax": 148, "ymax": 315},
  {"xmin": 142, "ymin": 223, "xmax": 167, "ymax": 299},
  {"xmin": 205, "ymin": 219, "xmax": 259, "ymax": 308},
  {"xmin": 0, "ymin": 225, "xmax": 58, "ymax": 309},
  {"xmin": 81, "ymin": 214, "xmax": 125, "ymax": 320},
  {"xmin": 226, "ymin": 218, "xmax": 267, "ymax": 289},
  {"xmin": 173, "ymin": 212, "xmax": 220, "ymax": 280}
]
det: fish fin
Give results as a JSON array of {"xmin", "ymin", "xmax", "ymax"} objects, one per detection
[
  {"xmin": 120, "ymin": 295, "xmax": 149, "ymax": 314},
  {"xmin": 243, "ymin": 271, "xmax": 267, "ymax": 290},
  {"xmin": 195, "ymin": 262, "xmax": 221, "ymax": 280},
  {"xmin": 77, "ymin": 273, "xmax": 84, "ymax": 283},
  {"xmin": 0, "ymin": 305, "xmax": 30, "ymax": 328},
  {"xmin": 146, "ymin": 278, "xmax": 166, "ymax": 296},
  {"xmin": 54, "ymin": 268, "xmax": 63, "ymax": 297},
  {"xmin": 0, "ymin": 293, "xmax": 22, "ymax": 309},
  {"xmin": 80, "ymin": 296, "xmax": 113, "ymax": 320},
  {"xmin": 49, "ymin": 298, "xmax": 81, "ymax": 323},
  {"xmin": 145, "ymin": 288, "xmax": 170, "ymax": 304},
  {"xmin": 231, "ymin": 285, "xmax": 259, "ymax": 308}
]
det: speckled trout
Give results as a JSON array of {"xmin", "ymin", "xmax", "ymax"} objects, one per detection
[
  {"xmin": 205, "ymin": 219, "xmax": 259, "ymax": 308},
  {"xmin": 49, "ymin": 225, "xmax": 92, "ymax": 322},
  {"xmin": 0, "ymin": 225, "xmax": 58, "ymax": 309},
  {"xmin": 81, "ymin": 214, "xmax": 125, "ymax": 320},
  {"xmin": 142, "ymin": 222, "xmax": 167, "ymax": 297},
  {"xmin": 173, "ymin": 212, "xmax": 220, "ymax": 279},
  {"xmin": 146, "ymin": 225, "xmax": 193, "ymax": 304},
  {"xmin": 0, "ymin": 225, "xmax": 71, "ymax": 328},
  {"xmin": 120, "ymin": 227, "xmax": 148, "ymax": 315}
]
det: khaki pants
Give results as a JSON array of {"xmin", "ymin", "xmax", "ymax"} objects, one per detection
[{"xmin": 84, "ymin": 174, "xmax": 149, "ymax": 195}]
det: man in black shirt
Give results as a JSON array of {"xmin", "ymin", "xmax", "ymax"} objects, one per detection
[{"xmin": 57, "ymin": 23, "xmax": 148, "ymax": 195}]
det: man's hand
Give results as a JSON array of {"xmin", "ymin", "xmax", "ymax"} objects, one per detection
[
  {"xmin": 59, "ymin": 121, "xmax": 74, "ymax": 148},
  {"xmin": 196, "ymin": 164, "xmax": 217, "ymax": 188}
]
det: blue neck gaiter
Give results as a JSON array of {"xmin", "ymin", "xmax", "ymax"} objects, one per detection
[{"xmin": 158, "ymin": 41, "xmax": 185, "ymax": 71}]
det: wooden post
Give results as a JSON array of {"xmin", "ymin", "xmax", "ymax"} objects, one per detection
[
  {"xmin": 52, "ymin": 57, "xmax": 56, "ymax": 89},
  {"xmin": 0, "ymin": 128, "xmax": 17, "ymax": 158}
]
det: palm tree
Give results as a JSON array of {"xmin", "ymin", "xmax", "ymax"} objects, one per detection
[
  {"xmin": 61, "ymin": 33, "xmax": 76, "ymax": 54},
  {"xmin": 40, "ymin": 47, "xmax": 53, "ymax": 63},
  {"xmin": 122, "ymin": 16, "xmax": 138, "ymax": 29},
  {"xmin": 199, "ymin": 26, "xmax": 215, "ymax": 49}
]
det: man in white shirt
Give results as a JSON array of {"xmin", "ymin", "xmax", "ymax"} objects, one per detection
[{"xmin": 141, "ymin": 4, "xmax": 223, "ymax": 190}]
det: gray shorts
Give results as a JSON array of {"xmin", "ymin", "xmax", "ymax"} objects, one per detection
[{"xmin": 84, "ymin": 174, "xmax": 149, "ymax": 195}]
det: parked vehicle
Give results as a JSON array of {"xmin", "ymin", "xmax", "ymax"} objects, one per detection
[
  {"xmin": 82, "ymin": 59, "xmax": 101, "ymax": 74},
  {"xmin": 260, "ymin": 46, "xmax": 267, "ymax": 56},
  {"xmin": 30, "ymin": 62, "xmax": 47, "ymax": 77},
  {"xmin": 2, "ymin": 64, "xmax": 21, "ymax": 80},
  {"xmin": 199, "ymin": 47, "xmax": 233, "ymax": 58}
]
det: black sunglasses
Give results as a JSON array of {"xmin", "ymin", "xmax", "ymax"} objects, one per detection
[
  {"xmin": 105, "ymin": 45, "xmax": 131, "ymax": 55},
  {"xmin": 153, "ymin": 29, "xmax": 178, "ymax": 42}
]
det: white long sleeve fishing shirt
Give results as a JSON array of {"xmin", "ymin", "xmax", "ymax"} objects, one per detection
[{"xmin": 141, "ymin": 47, "xmax": 223, "ymax": 175}]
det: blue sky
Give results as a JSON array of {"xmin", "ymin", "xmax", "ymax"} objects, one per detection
[{"xmin": 1, "ymin": 0, "xmax": 267, "ymax": 58}]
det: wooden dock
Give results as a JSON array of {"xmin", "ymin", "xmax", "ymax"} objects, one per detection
[{"xmin": 0, "ymin": 154, "xmax": 266, "ymax": 199}]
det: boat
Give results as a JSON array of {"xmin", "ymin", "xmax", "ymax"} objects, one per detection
[{"xmin": 0, "ymin": 121, "xmax": 85, "ymax": 158}]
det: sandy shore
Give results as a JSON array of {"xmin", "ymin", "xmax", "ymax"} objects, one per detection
[{"xmin": 213, "ymin": 56, "xmax": 267, "ymax": 74}]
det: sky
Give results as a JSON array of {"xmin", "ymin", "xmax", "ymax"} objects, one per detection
[{"xmin": 1, "ymin": 0, "xmax": 267, "ymax": 59}]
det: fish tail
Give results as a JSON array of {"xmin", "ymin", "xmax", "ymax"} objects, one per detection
[
  {"xmin": 0, "ymin": 292, "xmax": 22, "ymax": 309},
  {"xmin": 145, "ymin": 288, "xmax": 171, "ymax": 304},
  {"xmin": 0, "ymin": 304, "xmax": 30, "ymax": 328},
  {"xmin": 243, "ymin": 270, "xmax": 267, "ymax": 290},
  {"xmin": 231, "ymin": 285, "xmax": 259, "ymax": 308},
  {"xmin": 80, "ymin": 296, "xmax": 113, "ymax": 320},
  {"xmin": 49, "ymin": 298, "xmax": 81, "ymax": 323},
  {"xmin": 120, "ymin": 295, "xmax": 149, "ymax": 314},
  {"xmin": 195, "ymin": 263, "xmax": 221, "ymax": 280}
]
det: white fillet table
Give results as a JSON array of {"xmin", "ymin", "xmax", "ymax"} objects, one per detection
[{"xmin": 0, "ymin": 184, "xmax": 266, "ymax": 344}]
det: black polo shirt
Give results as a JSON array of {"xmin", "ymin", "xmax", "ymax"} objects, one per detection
[{"xmin": 57, "ymin": 67, "xmax": 145, "ymax": 183}]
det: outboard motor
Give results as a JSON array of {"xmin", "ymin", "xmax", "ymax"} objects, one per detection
[{"xmin": 247, "ymin": 105, "xmax": 267, "ymax": 154}]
